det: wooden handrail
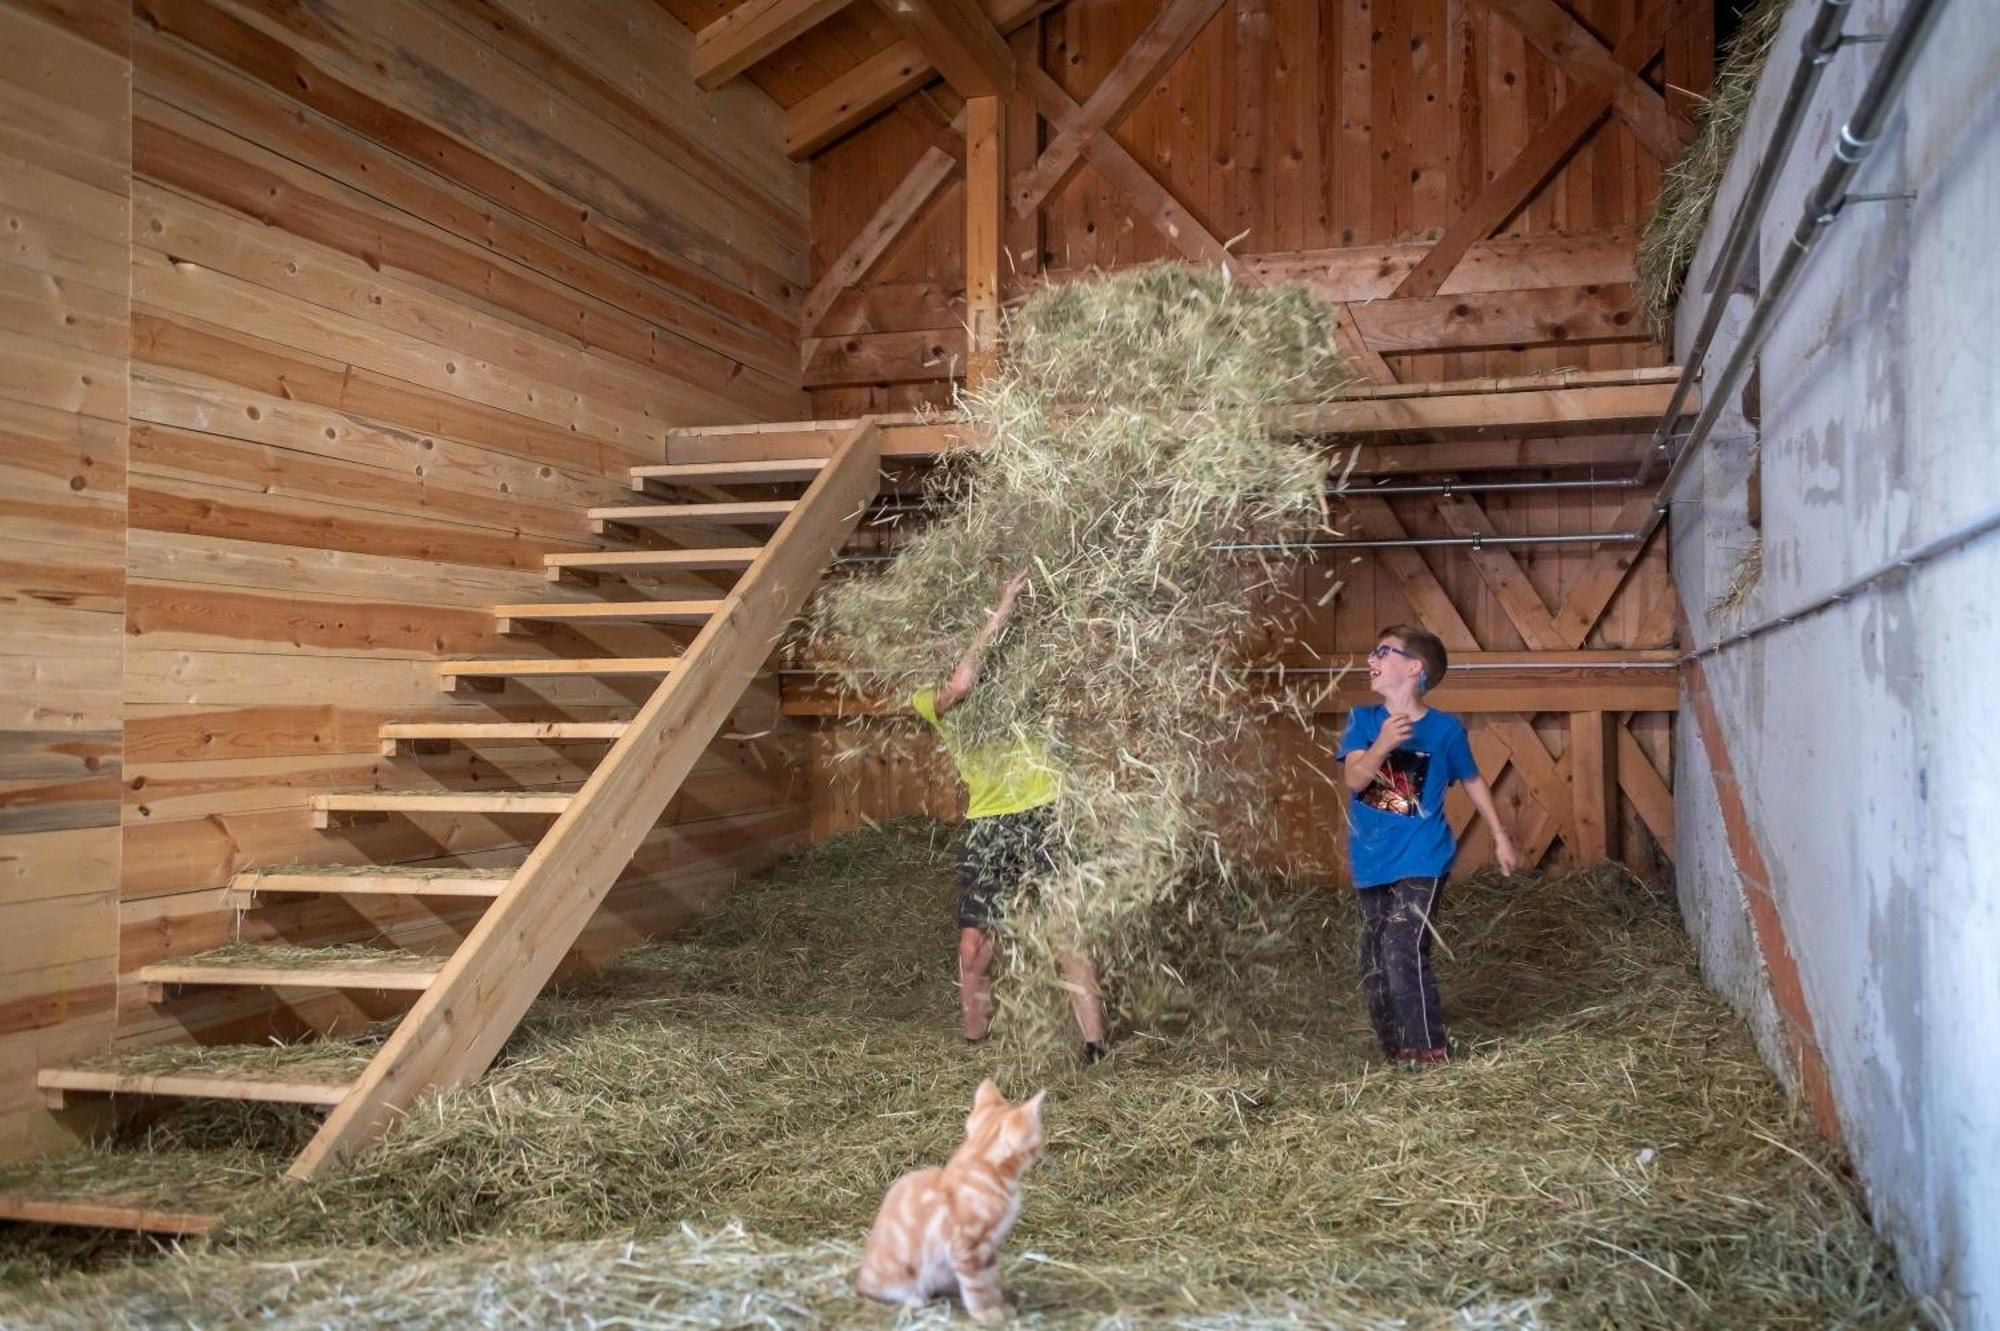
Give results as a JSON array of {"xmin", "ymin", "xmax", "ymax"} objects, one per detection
[{"xmin": 288, "ymin": 421, "xmax": 882, "ymax": 1179}]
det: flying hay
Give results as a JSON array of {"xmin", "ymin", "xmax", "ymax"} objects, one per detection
[{"xmin": 808, "ymin": 264, "xmax": 1356, "ymax": 1050}]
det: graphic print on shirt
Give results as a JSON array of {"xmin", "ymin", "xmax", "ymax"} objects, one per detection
[{"xmin": 1359, "ymin": 748, "xmax": 1433, "ymax": 817}]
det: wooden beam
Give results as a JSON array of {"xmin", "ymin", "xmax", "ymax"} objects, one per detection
[
  {"xmin": 805, "ymin": 282, "xmax": 1645, "ymax": 383},
  {"xmin": 875, "ymin": 0, "xmax": 1014, "ymax": 99},
  {"xmin": 1268, "ymin": 381, "xmax": 1690, "ymax": 438},
  {"xmin": 1554, "ymin": 493, "xmax": 1660, "ymax": 645},
  {"xmin": 797, "ymin": 230, "xmax": 1636, "ymax": 326},
  {"xmin": 804, "ymin": 327, "xmax": 965, "ymax": 386},
  {"xmin": 673, "ymin": 374, "xmax": 1699, "ymax": 456},
  {"xmin": 1448, "ymin": 730, "xmax": 1512, "ymax": 840},
  {"xmin": 1481, "ymin": 0, "xmax": 1689, "ymax": 160},
  {"xmin": 1487, "ymin": 716, "xmax": 1576, "ymax": 851},
  {"xmin": 1392, "ymin": 0, "xmax": 1690, "ymax": 298},
  {"xmin": 1617, "ymin": 723, "xmax": 1676, "ymax": 849},
  {"xmin": 0, "ymin": 1195, "xmax": 219, "ymax": 1236},
  {"xmin": 789, "ymin": 41, "xmax": 939, "ymax": 158},
  {"xmin": 894, "ymin": 90, "xmax": 968, "ymax": 164},
  {"xmin": 1011, "ymin": 0, "xmax": 1228, "ymax": 217},
  {"xmin": 1346, "ymin": 283, "xmax": 1643, "ymax": 353},
  {"xmin": 1018, "ymin": 64, "xmax": 1231, "ymax": 264},
  {"xmin": 1340, "ymin": 497, "xmax": 1480, "ymax": 651},
  {"xmin": 289, "ymin": 422, "xmax": 881, "ymax": 1179},
  {"xmin": 798, "ymin": 131, "xmax": 962, "ymax": 337},
  {"xmin": 693, "ymin": 0, "xmax": 860, "ymax": 89},
  {"xmin": 1226, "ymin": 228, "xmax": 1638, "ymax": 299},
  {"xmin": 1569, "ymin": 709, "xmax": 1618, "ymax": 861},
  {"xmin": 1332, "ymin": 304, "xmax": 1397, "ymax": 384},
  {"xmin": 1432, "ymin": 492, "xmax": 1568, "ymax": 649},
  {"xmin": 964, "ymin": 94, "xmax": 1005, "ymax": 383},
  {"xmin": 785, "ymin": 0, "xmax": 1054, "ymax": 156}
]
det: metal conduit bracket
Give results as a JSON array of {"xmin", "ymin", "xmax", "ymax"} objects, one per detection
[{"xmin": 1834, "ymin": 122, "xmax": 1879, "ymax": 163}]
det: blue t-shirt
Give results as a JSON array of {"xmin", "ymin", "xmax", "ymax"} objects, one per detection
[{"xmin": 1336, "ymin": 705, "xmax": 1478, "ymax": 889}]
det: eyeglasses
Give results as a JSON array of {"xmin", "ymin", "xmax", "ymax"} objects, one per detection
[{"xmin": 1368, "ymin": 644, "xmax": 1420, "ymax": 664}]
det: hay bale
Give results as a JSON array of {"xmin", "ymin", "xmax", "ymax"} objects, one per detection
[
  {"xmin": 810, "ymin": 265, "xmax": 1353, "ymax": 1049},
  {"xmin": 1636, "ymin": 0, "xmax": 1790, "ymax": 326}
]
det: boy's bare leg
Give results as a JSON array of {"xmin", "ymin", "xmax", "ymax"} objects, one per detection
[
  {"xmin": 958, "ymin": 927, "xmax": 996, "ymax": 1041},
  {"xmin": 1056, "ymin": 951, "xmax": 1108, "ymax": 1045}
]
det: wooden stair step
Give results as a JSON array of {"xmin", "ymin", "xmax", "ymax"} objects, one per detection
[
  {"xmin": 629, "ymin": 458, "xmax": 828, "ymax": 489},
  {"xmin": 544, "ymin": 547, "xmax": 763, "ymax": 583},
  {"xmin": 39, "ymin": 1067, "xmax": 352, "ymax": 1108},
  {"xmin": 587, "ymin": 500, "xmax": 797, "ymax": 533},
  {"xmin": 139, "ymin": 949, "xmax": 442, "ymax": 999},
  {"xmin": 440, "ymin": 657, "xmax": 680, "ymax": 692},
  {"xmin": 379, "ymin": 721, "xmax": 629, "ymax": 755},
  {"xmin": 494, "ymin": 600, "xmax": 722, "ymax": 634},
  {"xmin": 0, "ymin": 1193, "xmax": 222, "ymax": 1236},
  {"xmin": 229, "ymin": 867, "xmax": 514, "ymax": 901},
  {"xmin": 311, "ymin": 792, "xmax": 573, "ymax": 827}
]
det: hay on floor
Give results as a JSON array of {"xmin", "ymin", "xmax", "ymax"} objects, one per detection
[{"xmin": 0, "ymin": 823, "xmax": 1916, "ymax": 1328}]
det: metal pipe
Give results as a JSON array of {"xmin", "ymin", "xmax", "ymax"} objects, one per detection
[
  {"xmin": 862, "ymin": 475, "xmax": 1640, "ymax": 516},
  {"xmin": 1635, "ymin": 0, "xmax": 1951, "ymax": 548},
  {"xmin": 1346, "ymin": 477, "xmax": 1641, "ymax": 498},
  {"xmin": 1215, "ymin": 533, "xmax": 1638, "ymax": 552},
  {"xmin": 835, "ymin": 530, "xmax": 1637, "ymax": 563},
  {"xmin": 778, "ymin": 659, "xmax": 1672, "ymax": 677},
  {"xmin": 1635, "ymin": 0, "xmax": 1855, "ymax": 485},
  {"xmin": 1688, "ymin": 500, "xmax": 2000, "ymax": 661}
]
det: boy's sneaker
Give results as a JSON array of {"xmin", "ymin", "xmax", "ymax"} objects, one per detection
[
  {"xmin": 1082, "ymin": 1040, "xmax": 1110, "ymax": 1066},
  {"xmin": 1395, "ymin": 1046, "xmax": 1449, "ymax": 1067}
]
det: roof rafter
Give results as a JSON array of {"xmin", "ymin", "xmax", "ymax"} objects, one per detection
[{"xmin": 693, "ymin": 0, "xmax": 861, "ymax": 89}]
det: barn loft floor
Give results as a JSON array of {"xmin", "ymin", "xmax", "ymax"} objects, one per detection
[{"xmin": 0, "ymin": 824, "xmax": 1914, "ymax": 1329}]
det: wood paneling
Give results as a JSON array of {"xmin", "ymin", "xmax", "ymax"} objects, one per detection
[
  {"xmin": 0, "ymin": 0, "xmax": 128, "ymax": 1161},
  {"xmin": 798, "ymin": 473, "xmax": 1679, "ymax": 880},
  {"xmin": 4, "ymin": 0, "xmax": 822, "ymax": 1162},
  {"xmin": 803, "ymin": 0, "xmax": 1710, "ymax": 410}
]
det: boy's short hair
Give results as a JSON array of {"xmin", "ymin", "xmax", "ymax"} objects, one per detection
[{"xmin": 1378, "ymin": 624, "xmax": 1448, "ymax": 693}]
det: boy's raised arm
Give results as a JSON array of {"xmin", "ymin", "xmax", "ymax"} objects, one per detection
[{"xmin": 934, "ymin": 570, "xmax": 1031, "ymax": 715}]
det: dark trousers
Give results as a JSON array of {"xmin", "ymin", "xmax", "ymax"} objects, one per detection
[{"xmin": 1357, "ymin": 876, "xmax": 1447, "ymax": 1055}]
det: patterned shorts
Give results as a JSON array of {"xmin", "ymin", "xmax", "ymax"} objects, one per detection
[{"xmin": 955, "ymin": 807, "xmax": 1059, "ymax": 931}]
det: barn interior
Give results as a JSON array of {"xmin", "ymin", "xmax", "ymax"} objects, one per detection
[{"xmin": 0, "ymin": 0, "xmax": 1990, "ymax": 1324}]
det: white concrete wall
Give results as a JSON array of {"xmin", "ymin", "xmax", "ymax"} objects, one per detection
[{"xmin": 1670, "ymin": 1, "xmax": 2000, "ymax": 1322}]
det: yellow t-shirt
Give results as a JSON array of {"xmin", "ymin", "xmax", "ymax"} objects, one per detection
[{"xmin": 911, "ymin": 688, "xmax": 1060, "ymax": 819}]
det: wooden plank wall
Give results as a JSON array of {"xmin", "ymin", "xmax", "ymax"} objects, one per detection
[
  {"xmin": 0, "ymin": 0, "xmax": 132, "ymax": 1163},
  {"xmin": 796, "ymin": 0, "xmax": 1706, "ymax": 882},
  {"xmin": 801, "ymin": 487, "xmax": 1679, "ymax": 882},
  {"xmin": 2, "ymin": 0, "xmax": 822, "ymax": 1156},
  {"xmin": 806, "ymin": 0, "xmax": 1713, "ymax": 407}
]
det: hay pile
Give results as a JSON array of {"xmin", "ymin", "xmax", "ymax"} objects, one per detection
[
  {"xmin": 1636, "ymin": 0, "xmax": 1790, "ymax": 326},
  {"xmin": 811, "ymin": 265, "xmax": 1350, "ymax": 1048},
  {"xmin": 0, "ymin": 823, "xmax": 1917, "ymax": 1328}
]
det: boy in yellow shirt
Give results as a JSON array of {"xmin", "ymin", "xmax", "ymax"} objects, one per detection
[{"xmin": 913, "ymin": 571, "xmax": 1110, "ymax": 1063}]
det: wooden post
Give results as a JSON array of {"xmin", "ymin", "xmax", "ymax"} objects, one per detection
[
  {"xmin": 964, "ymin": 94, "xmax": 1005, "ymax": 386},
  {"xmin": 1569, "ymin": 710, "xmax": 1618, "ymax": 862}
]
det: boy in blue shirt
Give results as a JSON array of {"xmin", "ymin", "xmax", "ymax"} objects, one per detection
[{"xmin": 1338, "ymin": 624, "xmax": 1519, "ymax": 1064}]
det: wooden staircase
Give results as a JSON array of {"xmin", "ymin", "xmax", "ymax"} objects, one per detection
[{"xmin": 27, "ymin": 420, "xmax": 881, "ymax": 1192}]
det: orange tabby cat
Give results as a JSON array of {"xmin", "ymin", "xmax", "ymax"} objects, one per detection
[{"xmin": 857, "ymin": 1078, "xmax": 1048, "ymax": 1322}]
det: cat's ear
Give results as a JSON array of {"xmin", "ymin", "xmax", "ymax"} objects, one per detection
[
  {"xmin": 1021, "ymin": 1089, "xmax": 1047, "ymax": 1127},
  {"xmin": 972, "ymin": 1077, "xmax": 1004, "ymax": 1111}
]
